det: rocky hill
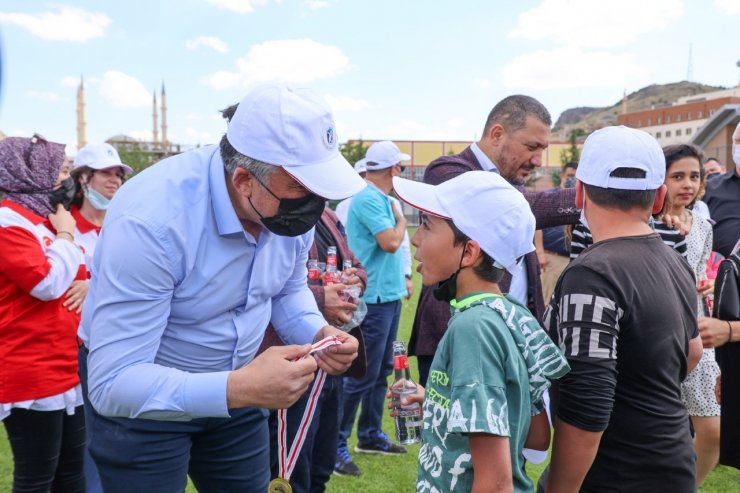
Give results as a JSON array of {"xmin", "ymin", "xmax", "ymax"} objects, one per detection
[{"xmin": 553, "ymin": 81, "xmax": 727, "ymax": 138}]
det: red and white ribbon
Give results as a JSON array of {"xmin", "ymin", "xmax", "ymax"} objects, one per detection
[{"xmin": 277, "ymin": 335, "xmax": 342, "ymax": 481}]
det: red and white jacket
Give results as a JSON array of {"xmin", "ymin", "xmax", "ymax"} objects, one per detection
[
  {"xmin": 0, "ymin": 199, "xmax": 87, "ymax": 403},
  {"xmin": 71, "ymin": 205, "xmax": 101, "ymax": 273}
]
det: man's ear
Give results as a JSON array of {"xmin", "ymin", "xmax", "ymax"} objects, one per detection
[
  {"xmin": 488, "ymin": 123, "xmax": 505, "ymax": 147},
  {"xmin": 652, "ymin": 184, "xmax": 667, "ymax": 215},
  {"xmin": 232, "ymin": 167, "xmax": 254, "ymax": 196},
  {"xmin": 575, "ymin": 180, "xmax": 585, "ymax": 209}
]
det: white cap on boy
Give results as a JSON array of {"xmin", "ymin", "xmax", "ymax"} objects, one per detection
[
  {"xmin": 392, "ymin": 170, "xmax": 535, "ymax": 274},
  {"xmin": 576, "ymin": 125, "xmax": 665, "ymax": 191}
]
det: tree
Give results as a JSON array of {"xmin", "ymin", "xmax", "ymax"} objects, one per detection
[
  {"xmin": 116, "ymin": 144, "xmax": 156, "ymax": 175},
  {"xmin": 339, "ymin": 140, "xmax": 368, "ymax": 165},
  {"xmin": 558, "ymin": 128, "xmax": 584, "ymax": 166}
]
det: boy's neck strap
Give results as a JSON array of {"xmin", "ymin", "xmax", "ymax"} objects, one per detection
[{"xmin": 450, "ymin": 292, "xmax": 502, "ymax": 310}]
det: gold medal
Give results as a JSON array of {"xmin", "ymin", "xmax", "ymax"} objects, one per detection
[{"xmin": 268, "ymin": 477, "xmax": 292, "ymax": 493}]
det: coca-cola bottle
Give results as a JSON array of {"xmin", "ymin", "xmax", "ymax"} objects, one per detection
[
  {"xmin": 307, "ymin": 259, "xmax": 321, "ymax": 286},
  {"xmin": 391, "ymin": 341, "xmax": 422, "ymax": 444},
  {"xmin": 323, "ymin": 246, "xmax": 339, "ymax": 285}
]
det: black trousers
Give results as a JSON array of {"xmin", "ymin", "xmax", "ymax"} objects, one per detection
[{"xmin": 3, "ymin": 407, "xmax": 86, "ymax": 493}]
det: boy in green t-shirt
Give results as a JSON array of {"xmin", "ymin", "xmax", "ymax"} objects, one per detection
[{"xmin": 391, "ymin": 170, "xmax": 569, "ymax": 492}]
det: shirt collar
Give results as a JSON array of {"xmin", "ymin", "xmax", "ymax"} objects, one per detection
[
  {"xmin": 71, "ymin": 205, "xmax": 101, "ymax": 234},
  {"xmin": 470, "ymin": 142, "xmax": 499, "ymax": 174},
  {"xmin": 208, "ymin": 149, "xmax": 244, "ymax": 236}
]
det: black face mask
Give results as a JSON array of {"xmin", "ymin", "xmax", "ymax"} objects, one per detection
[
  {"xmin": 432, "ymin": 245, "xmax": 467, "ymax": 303},
  {"xmin": 248, "ymin": 175, "xmax": 325, "ymax": 237},
  {"xmin": 48, "ymin": 177, "xmax": 76, "ymax": 210}
]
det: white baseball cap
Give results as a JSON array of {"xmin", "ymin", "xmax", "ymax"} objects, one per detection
[
  {"xmin": 576, "ymin": 126, "xmax": 665, "ymax": 190},
  {"xmin": 354, "ymin": 158, "xmax": 367, "ymax": 174},
  {"xmin": 226, "ymin": 84, "xmax": 366, "ymax": 200},
  {"xmin": 73, "ymin": 143, "xmax": 133, "ymax": 175},
  {"xmin": 392, "ymin": 171, "xmax": 535, "ymax": 273},
  {"xmin": 365, "ymin": 141, "xmax": 411, "ymax": 170}
]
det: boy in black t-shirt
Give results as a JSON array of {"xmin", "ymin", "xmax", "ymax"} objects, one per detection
[{"xmin": 544, "ymin": 126, "xmax": 703, "ymax": 492}]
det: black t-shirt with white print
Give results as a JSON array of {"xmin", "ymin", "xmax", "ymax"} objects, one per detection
[{"xmin": 545, "ymin": 233, "xmax": 697, "ymax": 492}]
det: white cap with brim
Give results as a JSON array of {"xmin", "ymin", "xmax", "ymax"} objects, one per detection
[
  {"xmin": 354, "ymin": 158, "xmax": 367, "ymax": 174},
  {"xmin": 226, "ymin": 84, "xmax": 366, "ymax": 201},
  {"xmin": 392, "ymin": 171, "xmax": 535, "ymax": 274},
  {"xmin": 576, "ymin": 125, "xmax": 665, "ymax": 190},
  {"xmin": 73, "ymin": 143, "xmax": 134, "ymax": 175},
  {"xmin": 365, "ymin": 141, "xmax": 411, "ymax": 170}
]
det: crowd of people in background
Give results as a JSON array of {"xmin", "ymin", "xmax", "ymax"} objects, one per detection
[{"xmin": 0, "ymin": 83, "xmax": 738, "ymax": 493}]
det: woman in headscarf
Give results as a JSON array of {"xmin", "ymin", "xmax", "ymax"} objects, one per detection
[{"xmin": 0, "ymin": 135, "xmax": 87, "ymax": 492}]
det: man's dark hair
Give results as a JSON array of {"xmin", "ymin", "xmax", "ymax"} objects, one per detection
[
  {"xmin": 583, "ymin": 168, "xmax": 656, "ymax": 211},
  {"xmin": 447, "ymin": 219, "xmax": 506, "ymax": 283},
  {"xmin": 562, "ymin": 161, "xmax": 578, "ymax": 174},
  {"xmin": 704, "ymin": 156, "xmax": 722, "ymax": 166},
  {"xmin": 482, "ymin": 95, "xmax": 552, "ymax": 136}
]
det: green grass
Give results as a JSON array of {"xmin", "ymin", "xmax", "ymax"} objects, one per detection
[{"xmin": 3, "ymin": 232, "xmax": 740, "ymax": 491}]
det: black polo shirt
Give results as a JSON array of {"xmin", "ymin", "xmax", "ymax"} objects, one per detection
[{"xmin": 704, "ymin": 169, "xmax": 740, "ymax": 257}]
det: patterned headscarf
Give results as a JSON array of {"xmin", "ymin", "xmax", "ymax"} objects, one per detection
[{"xmin": 0, "ymin": 136, "xmax": 66, "ymax": 216}]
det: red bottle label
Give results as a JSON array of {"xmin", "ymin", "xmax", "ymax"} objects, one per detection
[{"xmin": 394, "ymin": 355, "xmax": 409, "ymax": 370}]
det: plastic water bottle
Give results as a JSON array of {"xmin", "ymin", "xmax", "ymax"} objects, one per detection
[{"xmin": 391, "ymin": 341, "xmax": 422, "ymax": 444}]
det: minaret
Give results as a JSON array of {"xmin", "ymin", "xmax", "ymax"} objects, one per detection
[
  {"xmin": 76, "ymin": 75, "xmax": 87, "ymax": 149},
  {"xmin": 621, "ymin": 89, "xmax": 627, "ymax": 115},
  {"xmin": 160, "ymin": 82, "xmax": 168, "ymax": 150},
  {"xmin": 152, "ymin": 90, "xmax": 159, "ymax": 144}
]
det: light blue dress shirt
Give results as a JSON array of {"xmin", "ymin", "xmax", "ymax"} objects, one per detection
[{"xmin": 79, "ymin": 146, "xmax": 326, "ymax": 421}]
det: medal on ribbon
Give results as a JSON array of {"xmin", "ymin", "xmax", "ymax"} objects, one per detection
[{"xmin": 269, "ymin": 336, "xmax": 342, "ymax": 493}]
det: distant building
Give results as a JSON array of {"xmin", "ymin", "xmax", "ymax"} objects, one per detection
[{"xmin": 618, "ymin": 87, "xmax": 740, "ymax": 166}]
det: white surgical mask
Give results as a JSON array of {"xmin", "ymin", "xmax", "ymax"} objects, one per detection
[
  {"xmin": 733, "ymin": 145, "xmax": 740, "ymax": 168},
  {"xmin": 85, "ymin": 187, "xmax": 111, "ymax": 210}
]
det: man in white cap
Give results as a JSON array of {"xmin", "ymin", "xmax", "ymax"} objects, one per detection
[
  {"xmin": 390, "ymin": 170, "xmax": 568, "ymax": 492},
  {"xmin": 334, "ymin": 140, "xmax": 411, "ymax": 475},
  {"xmin": 544, "ymin": 126, "xmax": 702, "ymax": 492},
  {"xmin": 79, "ymin": 84, "xmax": 364, "ymax": 492}
]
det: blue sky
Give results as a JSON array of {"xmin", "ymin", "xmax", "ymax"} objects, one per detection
[{"xmin": 1, "ymin": 0, "xmax": 739, "ymax": 154}]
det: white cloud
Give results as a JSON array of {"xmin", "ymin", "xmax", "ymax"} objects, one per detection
[
  {"xmin": 0, "ymin": 6, "xmax": 111, "ymax": 42},
  {"xmin": 205, "ymin": 0, "xmax": 269, "ymax": 14},
  {"xmin": 61, "ymin": 76, "xmax": 81, "ymax": 88},
  {"xmin": 509, "ymin": 0, "xmax": 682, "ymax": 48},
  {"xmin": 502, "ymin": 47, "xmax": 648, "ymax": 90},
  {"xmin": 185, "ymin": 127, "xmax": 219, "ymax": 144},
  {"xmin": 306, "ymin": 0, "xmax": 330, "ymax": 9},
  {"xmin": 203, "ymin": 39, "xmax": 350, "ymax": 90},
  {"xmin": 324, "ymin": 94, "xmax": 370, "ymax": 112},
  {"xmin": 472, "ymin": 78, "xmax": 491, "ymax": 89},
  {"xmin": 714, "ymin": 0, "xmax": 740, "ymax": 14},
  {"xmin": 186, "ymin": 36, "xmax": 229, "ymax": 53},
  {"xmin": 99, "ymin": 71, "xmax": 151, "ymax": 108},
  {"xmin": 27, "ymin": 90, "xmax": 62, "ymax": 102}
]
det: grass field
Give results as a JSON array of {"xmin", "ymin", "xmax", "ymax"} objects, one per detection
[{"xmin": 2, "ymin": 235, "xmax": 740, "ymax": 491}]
